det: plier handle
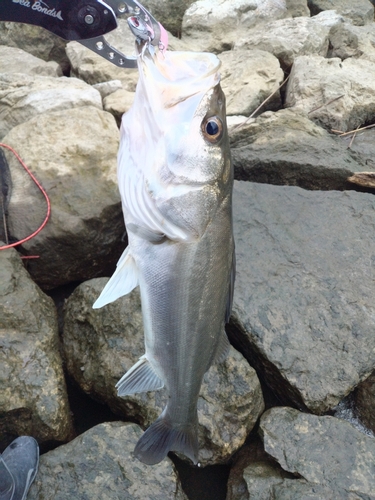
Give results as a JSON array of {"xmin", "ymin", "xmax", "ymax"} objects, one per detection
[{"xmin": 0, "ymin": 0, "xmax": 162, "ymax": 68}]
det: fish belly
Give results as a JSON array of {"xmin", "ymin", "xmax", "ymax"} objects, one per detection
[{"xmin": 132, "ymin": 197, "xmax": 233, "ymax": 464}]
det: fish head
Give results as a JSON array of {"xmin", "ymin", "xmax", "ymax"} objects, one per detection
[{"xmin": 123, "ymin": 46, "xmax": 231, "ymax": 189}]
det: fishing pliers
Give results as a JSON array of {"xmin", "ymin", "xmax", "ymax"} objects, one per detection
[{"xmin": 0, "ymin": 0, "xmax": 165, "ymax": 68}]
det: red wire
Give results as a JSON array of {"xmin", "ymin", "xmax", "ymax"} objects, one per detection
[{"xmin": 0, "ymin": 143, "xmax": 51, "ymax": 251}]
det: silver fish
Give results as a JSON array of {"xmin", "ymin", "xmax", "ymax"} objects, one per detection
[{"xmin": 93, "ymin": 44, "xmax": 234, "ymax": 465}]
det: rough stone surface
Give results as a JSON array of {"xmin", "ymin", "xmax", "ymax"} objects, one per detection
[
  {"xmin": 0, "ymin": 248, "xmax": 73, "ymax": 447},
  {"xmin": 93, "ymin": 79, "xmax": 123, "ymax": 99},
  {"xmin": 0, "ymin": 22, "xmax": 69, "ymax": 72},
  {"xmin": 62, "ymin": 278, "xmax": 265, "ymax": 466},
  {"xmin": 2, "ymin": 107, "xmax": 125, "ymax": 289},
  {"xmin": 182, "ymin": 0, "xmax": 304, "ymax": 53},
  {"xmin": 308, "ymin": 0, "xmax": 375, "ymax": 25},
  {"xmin": 219, "ymin": 49, "xmax": 284, "ymax": 116},
  {"xmin": 230, "ymin": 109, "xmax": 369, "ymax": 190},
  {"xmin": 328, "ymin": 21, "xmax": 375, "ymax": 63},
  {"xmin": 285, "ymin": 55, "xmax": 375, "ymax": 132},
  {"xmin": 228, "ymin": 181, "xmax": 375, "ymax": 414},
  {"xmin": 353, "ymin": 371, "xmax": 375, "ymax": 435},
  {"xmin": 0, "ymin": 45, "xmax": 62, "ymax": 77},
  {"xmin": 28, "ymin": 422, "xmax": 188, "ymax": 500},
  {"xmin": 0, "ymin": 74, "xmax": 102, "ymax": 140},
  {"xmin": 234, "ymin": 11, "xmax": 342, "ymax": 68},
  {"xmin": 259, "ymin": 407, "xmax": 375, "ymax": 498},
  {"xmin": 143, "ymin": 0, "xmax": 196, "ymax": 36}
]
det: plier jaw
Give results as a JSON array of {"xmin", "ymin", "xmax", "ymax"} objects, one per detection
[{"xmin": 79, "ymin": 1, "xmax": 162, "ymax": 68}]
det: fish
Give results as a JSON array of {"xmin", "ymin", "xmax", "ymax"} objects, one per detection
[{"xmin": 93, "ymin": 42, "xmax": 235, "ymax": 465}]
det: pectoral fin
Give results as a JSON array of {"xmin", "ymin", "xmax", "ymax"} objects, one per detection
[
  {"xmin": 93, "ymin": 247, "xmax": 138, "ymax": 309},
  {"xmin": 116, "ymin": 356, "xmax": 164, "ymax": 396}
]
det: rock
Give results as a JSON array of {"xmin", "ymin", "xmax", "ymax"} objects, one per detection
[
  {"xmin": 219, "ymin": 49, "xmax": 284, "ymax": 116},
  {"xmin": 0, "ymin": 45, "xmax": 62, "ymax": 77},
  {"xmin": 66, "ymin": 19, "xmax": 139, "ymax": 91},
  {"xmin": 308, "ymin": 0, "xmax": 374, "ymax": 26},
  {"xmin": 143, "ymin": 0, "xmax": 196, "ymax": 36},
  {"xmin": 183, "ymin": 0, "xmax": 292, "ymax": 53},
  {"xmin": 235, "ymin": 11, "xmax": 343, "ymax": 69},
  {"xmin": 62, "ymin": 279, "xmax": 265, "ymax": 466},
  {"xmin": 0, "ymin": 74, "xmax": 102, "ymax": 140},
  {"xmin": 348, "ymin": 172, "xmax": 375, "ymax": 188},
  {"xmin": 353, "ymin": 371, "xmax": 375, "ymax": 434},
  {"xmin": 0, "ymin": 22, "xmax": 69, "ymax": 72},
  {"xmin": 103, "ymin": 88, "xmax": 135, "ymax": 126},
  {"xmin": 93, "ymin": 79, "xmax": 123, "ymax": 98},
  {"xmin": 0, "ymin": 247, "xmax": 73, "ymax": 446},
  {"xmin": 341, "ymin": 127, "xmax": 375, "ymax": 170},
  {"xmin": 2, "ymin": 107, "xmax": 126, "ymax": 289},
  {"xmin": 230, "ymin": 109, "xmax": 369, "ymax": 190},
  {"xmin": 28, "ymin": 422, "xmax": 188, "ymax": 500},
  {"xmin": 226, "ymin": 438, "xmax": 295, "ymax": 500},
  {"xmin": 285, "ymin": 55, "xmax": 375, "ymax": 132},
  {"xmin": 328, "ymin": 21, "xmax": 375, "ymax": 63},
  {"xmin": 285, "ymin": 0, "xmax": 311, "ymax": 17},
  {"xmin": 259, "ymin": 407, "xmax": 375, "ymax": 498},
  {"xmin": 228, "ymin": 181, "xmax": 375, "ymax": 414}
]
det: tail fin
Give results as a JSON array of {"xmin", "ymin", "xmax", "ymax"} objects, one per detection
[{"xmin": 134, "ymin": 412, "xmax": 198, "ymax": 466}]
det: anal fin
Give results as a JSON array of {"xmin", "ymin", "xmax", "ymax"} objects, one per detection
[
  {"xmin": 93, "ymin": 247, "xmax": 138, "ymax": 309},
  {"xmin": 116, "ymin": 356, "xmax": 164, "ymax": 396}
]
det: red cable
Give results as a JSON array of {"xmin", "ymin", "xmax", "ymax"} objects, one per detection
[{"xmin": 0, "ymin": 143, "xmax": 51, "ymax": 251}]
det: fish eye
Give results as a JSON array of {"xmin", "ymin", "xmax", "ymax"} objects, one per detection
[{"xmin": 202, "ymin": 116, "xmax": 223, "ymax": 143}]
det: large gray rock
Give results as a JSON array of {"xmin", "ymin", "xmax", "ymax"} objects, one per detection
[
  {"xmin": 228, "ymin": 181, "xmax": 375, "ymax": 414},
  {"xmin": 62, "ymin": 279, "xmax": 265, "ymax": 466},
  {"xmin": 2, "ymin": 107, "xmax": 125, "ymax": 289},
  {"xmin": 259, "ymin": 407, "xmax": 375, "ymax": 498},
  {"xmin": 28, "ymin": 422, "xmax": 188, "ymax": 500},
  {"xmin": 308, "ymin": 0, "xmax": 374, "ymax": 25},
  {"xmin": 0, "ymin": 247, "xmax": 73, "ymax": 445},
  {"xmin": 0, "ymin": 45, "xmax": 62, "ymax": 77},
  {"xmin": 285, "ymin": 55, "xmax": 375, "ymax": 132},
  {"xmin": 234, "ymin": 10, "xmax": 342, "ymax": 69},
  {"xmin": 182, "ymin": 0, "xmax": 309, "ymax": 53},
  {"xmin": 219, "ymin": 49, "xmax": 284, "ymax": 116},
  {"xmin": 0, "ymin": 74, "xmax": 102, "ymax": 140},
  {"xmin": 328, "ymin": 21, "xmax": 375, "ymax": 63},
  {"xmin": 0, "ymin": 22, "xmax": 69, "ymax": 72},
  {"xmin": 230, "ymin": 109, "xmax": 369, "ymax": 189},
  {"xmin": 353, "ymin": 371, "xmax": 375, "ymax": 435}
]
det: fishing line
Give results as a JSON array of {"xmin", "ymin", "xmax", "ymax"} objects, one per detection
[{"xmin": 0, "ymin": 143, "xmax": 51, "ymax": 254}]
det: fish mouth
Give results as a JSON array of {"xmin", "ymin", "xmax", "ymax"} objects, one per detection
[{"xmin": 137, "ymin": 45, "xmax": 221, "ymax": 107}]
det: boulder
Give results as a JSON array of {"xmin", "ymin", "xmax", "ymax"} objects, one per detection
[
  {"xmin": 28, "ymin": 422, "xmax": 188, "ymax": 500},
  {"xmin": 62, "ymin": 279, "xmax": 265, "ymax": 466},
  {"xmin": 0, "ymin": 22, "xmax": 69, "ymax": 72},
  {"xmin": 285, "ymin": 55, "xmax": 375, "ymax": 132},
  {"xmin": 308, "ymin": 0, "xmax": 374, "ymax": 25},
  {"xmin": 0, "ymin": 74, "xmax": 102, "ymax": 140},
  {"xmin": 93, "ymin": 79, "xmax": 123, "ymax": 99},
  {"xmin": 0, "ymin": 247, "xmax": 73, "ymax": 447},
  {"xmin": 219, "ymin": 49, "xmax": 284, "ymax": 116},
  {"xmin": 353, "ymin": 371, "xmax": 375, "ymax": 435},
  {"xmin": 230, "ymin": 108, "xmax": 369, "ymax": 190},
  {"xmin": 0, "ymin": 45, "xmax": 62, "ymax": 77},
  {"xmin": 259, "ymin": 407, "xmax": 375, "ymax": 498},
  {"xmin": 228, "ymin": 181, "xmax": 375, "ymax": 414},
  {"xmin": 2, "ymin": 107, "xmax": 125, "ymax": 289},
  {"xmin": 103, "ymin": 88, "xmax": 135, "ymax": 126},
  {"xmin": 328, "ymin": 21, "xmax": 375, "ymax": 63},
  {"xmin": 143, "ymin": 0, "xmax": 196, "ymax": 36},
  {"xmin": 182, "ymin": 0, "xmax": 308, "ymax": 53},
  {"xmin": 234, "ymin": 10, "xmax": 343, "ymax": 69}
]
